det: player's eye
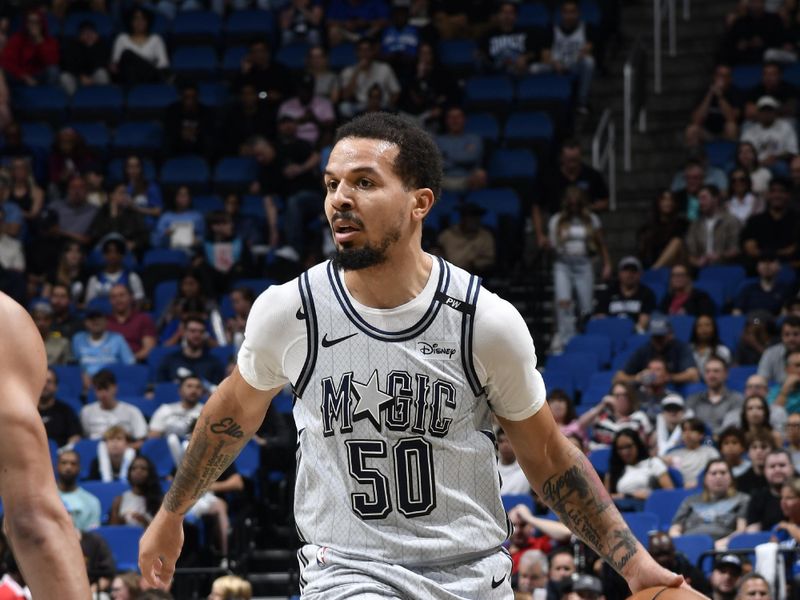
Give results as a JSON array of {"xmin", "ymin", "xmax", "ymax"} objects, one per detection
[
  {"xmin": 358, "ymin": 178, "xmax": 373, "ymax": 189},
  {"xmin": 326, "ymin": 180, "xmax": 338, "ymax": 192}
]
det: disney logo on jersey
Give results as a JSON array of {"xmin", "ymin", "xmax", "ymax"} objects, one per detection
[
  {"xmin": 321, "ymin": 370, "xmax": 456, "ymax": 437},
  {"xmin": 417, "ymin": 341, "xmax": 457, "ymax": 359}
]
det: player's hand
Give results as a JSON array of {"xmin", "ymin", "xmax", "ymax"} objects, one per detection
[
  {"xmin": 626, "ymin": 559, "xmax": 686, "ymax": 594},
  {"xmin": 139, "ymin": 509, "xmax": 184, "ymax": 590}
]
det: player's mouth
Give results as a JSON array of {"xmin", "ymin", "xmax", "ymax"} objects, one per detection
[{"xmin": 333, "ymin": 220, "xmax": 362, "ymax": 243}]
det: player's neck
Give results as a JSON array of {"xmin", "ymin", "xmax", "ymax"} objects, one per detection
[{"xmin": 343, "ymin": 250, "xmax": 432, "ymax": 309}]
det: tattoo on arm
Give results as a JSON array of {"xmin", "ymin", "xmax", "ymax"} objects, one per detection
[
  {"xmin": 163, "ymin": 416, "xmax": 247, "ymax": 515},
  {"xmin": 540, "ymin": 450, "xmax": 640, "ymax": 574}
]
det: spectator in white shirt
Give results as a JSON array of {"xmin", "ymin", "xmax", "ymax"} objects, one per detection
[
  {"xmin": 741, "ymin": 96, "xmax": 798, "ymax": 166},
  {"xmin": 80, "ymin": 370, "xmax": 148, "ymax": 448},
  {"xmin": 497, "ymin": 427, "xmax": 530, "ymax": 496},
  {"xmin": 111, "ymin": 8, "xmax": 169, "ymax": 85},
  {"xmin": 339, "ymin": 38, "xmax": 400, "ymax": 118},
  {"xmin": 148, "ymin": 375, "xmax": 205, "ymax": 438}
]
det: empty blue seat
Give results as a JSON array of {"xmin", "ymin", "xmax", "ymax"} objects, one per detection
[
  {"xmin": 276, "ymin": 42, "xmax": 311, "ymax": 71},
  {"xmin": 126, "ymin": 84, "xmax": 178, "ymax": 116},
  {"xmin": 72, "ymin": 438, "xmax": 100, "ymax": 481},
  {"xmin": 546, "ymin": 352, "xmax": 598, "ymax": 393},
  {"xmin": 82, "ymin": 481, "xmax": 130, "ymax": 522},
  {"xmin": 641, "ymin": 267, "xmax": 670, "ymax": 288},
  {"xmin": 232, "ymin": 278, "xmax": 274, "ymax": 296},
  {"xmin": 153, "ymin": 279, "xmax": 179, "ymax": 318},
  {"xmin": 728, "ymin": 365, "xmax": 757, "ymax": 392},
  {"xmin": 704, "ymin": 140, "xmax": 737, "ymax": 169},
  {"xmin": 727, "ymin": 531, "xmax": 772, "ymax": 564},
  {"xmin": 622, "ymin": 511, "xmax": 659, "ymax": 544},
  {"xmin": 585, "ymin": 370, "xmax": 615, "ymax": 394},
  {"xmin": 516, "ymin": 3, "xmax": 551, "ymax": 28},
  {"xmin": 425, "ymin": 192, "xmax": 459, "ymax": 231},
  {"xmin": 20, "ymin": 121, "xmax": 54, "ymax": 149},
  {"xmin": 329, "ymin": 43, "xmax": 357, "ymax": 71},
  {"xmin": 672, "ymin": 534, "xmax": 713, "ymax": 570},
  {"xmin": 692, "ymin": 280, "xmax": 724, "ymax": 313},
  {"xmin": 542, "ymin": 370, "xmax": 575, "ymax": 398},
  {"xmin": 731, "ymin": 64, "xmax": 763, "ymax": 92},
  {"xmin": 211, "ymin": 345, "xmax": 236, "ymax": 366},
  {"xmin": 437, "ymin": 39, "xmax": 478, "ymax": 72},
  {"xmin": 487, "ymin": 149, "xmax": 538, "ymax": 185},
  {"xmin": 143, "ymin": 249, "xmax": 189, "ymax": 268},
  {"xmin": 147, "ymin": 346, "xmax": 175, "ymax": 381},
  {"xmin": 501, "ymin": 493, "xmax": 535, "ymax": 513},
  {"xmin": 643, "ymin": 282, "xmax": 667, "ymax": 305},
  {"xmin": 70, "ymin": 85, "xmax": 123, "ymax": 119},
  {"xmin": 225, "ymin": 9, "xmax": 275, "ymax": 43},
  {"xmin": 62, "ymin": 12, "xmax": 114, "ymax": 39},
  {"xmin": 717, "ymin": 314, "xmax": 747, "ymax": 356},
  {"xmin": 198, "ymin": 81, "xmax": 229, "ymax": 108},
  {"xmin": 192, "ymin": 194, "xmax": 224, "ymax": 213},
  {"xmin": 52, "ymin": 365, "xmax": 83, "ymax": 398},
  {"xmin": 160, "ymin": 156, "xmax": 210, "ymax": 190},
  {"xmin": 171, "ymin": 45, "xmax": 218, "ymax": 79},
  {"xmin": 222, "ymin": 46, "xmax": 248, "ymax": 74},
  {"xmin": 516, "ymin": 74, "xmax": 572, "ymax": 106},
  {"xmin": 783, "ymin": 62, "xmax": 800, "ymax": 87},
  {"xmin": 68, "ymin": 122, "xmax": 109, "ymax": 151},
  {"xmin": 579, "ymin": 0, "xmax": 602, "ymax": 25},
  {"xmin": 153, "ymin": 381, "xmax": 180, "ymax": 405},
  {"xmin": 140, "ymin": 437, "xmax": 176, "ymax": 478},
  {"xmin": 585, "ymin": 317, "xmax": 635, "ymax": 354},
  {"xmin": 588, "ymin": 447, "xmax": 611, "ymax": 477},
  {"xmin": 170, "ymin": 10, "xmax": 222, "ymax": 43},
  {"xmin": 13, "ymin": 85, "xmax": 68, "ymax": 120},
  {"xmin": 272, "ymin": 391, "xmax": 294, "ymax": 414},
  {"xmin": 235, "ymin": 440, "xmax": 261, "ymax": 479},
  {"xmin": 564, "ymin": 334, "xmax": 612, "ymax": 370},
  {"xmin": 464, "ymin": 112, "xmax": 500, "ymax": 142},
  {"xmin": 464, "ymin": 76, "xmax": 514, "ymax": 109},
  {"xmin": 503, "ymin": 111, "xmax": 554, "ymax": 146},
  {"xmin": 92, "ymin": 525, "xmax": 142, "ymax": 571},
  {"xmin": 668, "ymin": 315, "xmax": 696, "ymax": 343},
  {"xmin": 464, "ymin": 188, "xmax": 521, "ymax": 218},
  {"xmin": 113, "ymin": 121, "xmax": 163, "ymax": 153},
  {"xmin": 698, "ymin": 264, "xmax": 746, "ymax": 303},
  {"xmin": 105, "ymin": 364, "xmax": 149, "ymax": 396},
  {"xmin": 214, "ymin": 157, "xmax": 258, "ymax": 190},
  {"xmin": 121, "ymin": 395, "xmax": 160, "ymax": 420}
]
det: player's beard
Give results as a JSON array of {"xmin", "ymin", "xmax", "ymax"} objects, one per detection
[{"xmin": 332, "ymin": 227, "xmax": 401, "ymax": 271}]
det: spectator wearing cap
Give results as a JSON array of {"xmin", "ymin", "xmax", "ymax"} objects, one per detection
[
  {"xmin": 277, "ymin": 74, "xmax": 336, "ymax": 148},
  {"xmin": 654, "ymin": 394, "xmax": 691, "ymax": 456},
  {"xmin": 84, "ymin": 238, "xmax": 145, "ymax": 305},
  {"xmin": 615, "ymin": 314, "xmax": 700, "ymax": 387},
  {"xmin": 659, "ymin": 263, "xmax": 717, "ymax": 316},
  {"xmin": 743, "ymin": 62, "xmax": 797, "ymax": 124},
  {"xmin": 339, "ymin": 38, "xmax": 401, "ymax": 118},
  {"xmin": 648, "ymin": 531, "xmax": 711, "ymax": 595},
  {"xmin": 59, "ymin": 19, "xmax": 110, "ymax": 96},
  {"xmin": 559, "ymin": 573, "xmax": 605, "ymax": 600},
  {"xmin": 758, "ymin": 315, "xmax": 800, "ymax": 384},
  {"xmin": 436, "ymin": 106, "xmax": 487, "ymax": 193},
  {"xmin": 80, "ymin": 370, "xmax": 147, "ymax": 447},
  {"xmin": 687, "ymin": 356, "xmax": 744, "ymax": 435},
  {"xmin": 741, "ymin": 178, "xmax": 800, "ymax": 265},
  {"xmin": 38, "ymin": 368, "xmax": 82, "ymax": 448},
  {"xmin": 435, "ymin": 203, "xmax": 496, "ymax": 275},
  {"xmin": 106, "ymin": 284, "xmax": 156, "ymax": 362},
  {"xmin": 31, "ymin": 300, "xmax": 73, "ymax": 365},
  {"xmin": 709, "ymin": 554, "xmax": 743, "ymax": 600},
  {"xmin": 733, "ymin": 252, "xmax": 790, "ymax": 315},
  {"xmin": 592, "ymin": 256, "xmax": 657, "ymax": 333},
  {"xmin": 768, "ymin": 350, "xmax": 800, "ymax": 414},
  {"xmin": 72, "ymin": 309, "xmax": 135, "ymax": 390},
  {"xmin": 685, "ymin": 184, "xmax": 741, "ymax": 269},
  {"xmin": 741, "ymin": 96, "xmax": 798, "ymax": 166}
]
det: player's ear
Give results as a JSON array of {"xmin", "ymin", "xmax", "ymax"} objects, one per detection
[{"xmin": 411, "ymin": 188, "xmax": 435, "ymax": 222}]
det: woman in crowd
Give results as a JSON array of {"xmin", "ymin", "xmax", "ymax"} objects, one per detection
[
  {"xmin": 590, "ymin": 381, "xmax": 652, "ymax": 447},
  {"xmin": 158, "ymin": 271, "xmax": 225, "ymax": 346},
  {"xmin": 110, "ymin": 572, "xmax": 141, "ymax": 600},
  {"xmin": 44, "ymin": 241, "xmax": 88, "ymax": 304},
  {"xmin": 152, "ymin": 185, "xmax": 205, "ymax": 251},
  {"xmin": 732, "ymin": 141, "xmax": 771, "ymax": 199},
  {"xmin": 225, "ymin": 286, "xmax": 255, "ymax": 349},
  {"xmin": 723, "ymin": 394, "xmax": 785, "ymax": 447},
  {"xmin": 208, "ymin": 575, "xmax": 253, "ymax": 600},
  {"xmin": 669, "ymin": 458, "xmax": 749, "ymax": 549},
  {"xmin": 398, "ymin": 41, "xmax": 456, "ymax": 130},
  {"xmin": 690, "ymin": 314, "xmax": 732, "ymax": 375},
  {"xmin": 605, "ymin": 429, "xmax": 673, "ymax": 510},
  {"xmin": 548, "ymin": 185, "xmax": 612, "ymax": 352},
  {"xmin": 726, "ymin": 168, "xmax": 762, "ymax": 224},
  {"xmin": 109, "ymin": 456, "xmax": 163, "ymax": 527},
  {"xmin": 123, "ymin": 155, "xmax": 162, "ymax": 222},
  {"xmin": 636, "ymin": 190, "xmax": 689, "ymax": 269},
  {"xmin": 305, "ymin": 45, "xmax": 340, "ymax": 105},
  {"xmin": 48, "ymin": 128, "xmax": 94, "ymax": 194},
  {"xmin": 8, "ymin": 156, "xmax": 44, "ymax": 229},
  {"xmin": 111, "ymin": 8, "xmax": 169, "ymax": 85}
]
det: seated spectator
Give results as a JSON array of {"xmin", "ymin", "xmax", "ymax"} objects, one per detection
[
  {"xmin": 736, "ymin": 428, "xmax": 775, "ymax": 494},
  {"xmin": 546, "ymin": 548, "xmax": 577, "ymax": 596},
  {"xmin": 72, "ymin": 310, "xmax": 134, "ymax": 387},
  {"xmin": 164, "ymin": 83, "xmax": 214, "ymax": 159},
  {"xmin": 647, "ymin": 531, "xmax": 711, "ymax": 595},
  {"xmin": 690, "ymin": 317, "xmax": 732, "ymax": 374},
  {"xmin": 306, "ymin": 45, "xmax": 341, "ymax": 105},
  {"xmin": 397, "ymin": 42, "xmax": 457, "ymax": 130},
  {"xmin": 735, "ymin": 311, "xmax": 776, "ymax": 365},
  {"xmin": 38, "ymin": 368, "xmax": 82, "ymax": 448},
  {"xmin": 735, "ymin": 574, "xmax": 773, "ymax": 599},
  {"xmin": 48, "ymin": 282, "xmax": 83, "ymax": 339},
  {"xmin": 726, "ymin": 168, "xmax": 763, "ymax": 225},
  {"xmin": 208, "ymin": 575, "xmax": 253, "ymax": 600},
  {"xmin": 435, "ymin": 203, "xmax": 495, "ymax": 275},
  {"xmin": 339, "ymin": 38, "xmax": 401, "ymax": 118},
  {"xmin": 225, "ymin": 287, "xmax": 255, "ymax": 349},
  {"xmin": 615, "ymin": 315, "xmax": 700, "ymax": 387},
  {"xmin": 156, "ymin": 315, "xmax": 225, "ymax": 385},
  {"xmin": 665, "ymin": 418, "xmax": 721, "ymax": 488},
  {"xmin": 741, "ymin": 96, "xmax": 798, "ymax": 166},
  {"xmin": 222, "ymin": 193, "xmax": 267, "ymax": 249},
  {"xmin": 57, "ymin": 450, "xmax": 102, "ymax": 531},
  {"xmin": 685, "ymin": 185, "xmax": 741, "ymax": 269},
  {"xmin": 589, "ymin": 381, "xmax": 652, "ymax": 446},
  {"xmin": 733, "ymin": 393, "xmax": 785, "ymax": 446},
  {"xmin": 605, "ymin": 429, "xmax": 673, "ymax": 507},
  {"xmin": 235, "ymin": 40, "xmax": 292, "ymax": 113},
  {"xmin": 548, "ymin": 186, "xmax": 611, "ymax": 352},
  {"xmin": 514, "ymin": 549, "xmax": 548, "ymax": 595},
  {"xmin": 758, "ymin": 315, "xmax": 800, "ymax": 384},
  {"xmin": 636, "ymin": 190, "xmax": 689, "ymax": 268},
  {"xmin": 558, "ymin": 573, "xmax": 605, "ymax": 600},
  {"xmin": 659, "ymin": 264, "xmax": 717, "ymax": 316},
  {"xmin": 743, "ymin": 178, "xmax": 800, "ymax": 267},
  {"xmin": 31, "ymin": 300, "xmax": 72, "ymax": 365},
  {"xmin": 654, "ymin": 394, "xmax": 691, "ymax": 457},
  {"xmin": 435, "ymin": 106, "xmax": 487, "ymax": 193},
  {"xmin": 79, "ymin": 528, "xmax": 116, "ymax": 596},
  {"xmin": 507, "ymin": 503, "xmax": 571, "ymax": 573},
  {"xmin": 149, "ymin": 375, "xmax": 205, "ymax": 438},
  {"xmin": 721, "ymin": 0, "xmax": 788, "ymax": 64},
  {"xmin": 124, "ymin": 155, "xmax": 162, "ymax": 222},
  {"xmin": 279, "ymin": 0, "xmax": 324, "ymax": 47},
  {"xmin": 85, "ymin": 238, "xmax": 145, "ymax": 304},
  {"xmin": 157, "ymin": 271, "xmax": 225, "ymax": 346},
  {"xmin": 0, "ymin": 207, "xmax": 25, "ymax": 297},
  {"xmin": 685, "ymin": 64, "xmax": 742, "ymax": 147},
  {"xmin": 718, "ymin": 426, "xmax": 751, "ymax": 477},
  {"xmin": 734, "ymin": 252, "xmax": 790, "ymax": 315},
  {"xmin": 59, "ymin": 19, "xmax": 110, "ymax": 96},
  {"xmin": 224, "ymin": 83, "xmax": 275, "ymax": 156},
  {"xmin": 744, "ymin": 373, "xmax": 771, "ymax": 402},
  {"xmin": 326, "ymin": 0, "xmax": 389, "ymax": 46},
  {"xmin": 8, "ymin": 156, "xmax": 45, "ymax": 229},
  {"xmin": 668, "ymin": 458, "xmax": 748, "ymax": 549},
  {"xmin": 768, "ymin": 349, "xmax": 800, "ymax": 414},
  {"xmin": 746, "ymin": 449, "xmax": 795, "ymax": 532},
  {"xmin": 0, "ymin": 175, "xmax": 23, "ymax": 241},
  {"xmin": 88, "ymin": 425, "xmax": 136, "ymax": 482},
  {"xmin": 80, "ymin": 370, "xmax": 148, "ymax": 445},
  {"xmin": 786, "ymin": 413, "xmax": 800, "ymax": 467},
  {"xmin": 771, "ymin": 477, "xmax": 800, "ymax": 585},
  {"xmin": 152, "ymin": 186, "xmax": 205, "ymax": 252},
  {"xmin": 742, "ymin": 62, "xmax": 797, "ymax": 123},
  {"xmin": 672, "ymin": 158, "xmax": 728, "ymax": 221},
  {"xmin": 539, "ymin": 0, "xmax": 596, "ymax": 113},
  {"xmin": 592, "ymin": 256, "xmax": 656, "ymax": 333},
  {"xmin": 734, "ymin": 140, "xmax": 772, "ymax": 199},
  {"xmin": 106, "ymin": 283, "xmax": 156, "ymax": 362},
  {"xmin": 497, "ymin": 427, "xmax": 530, "ymax": 496},
  {"xmin": 110, "ymin": 573, "xmax": 141, "ymax": 600},
  {"xmin": 687, "ymin": 356, "xmax": 743, "ymax": 435},
  {"xmin": 88, "ymin": 184, "xmax": 150, "ymax": 255},
  {"xmin": 84, "ymin": 165, "xmax": 108, "ymax": 208},
  {"xmin": 707, "ymin": 554, "xmax": 744, "ymax": 600},
  {"xmin": 0, "ymin": 72, "xmax": 9, "ymax": 131},
  {"xmin": 277, "ymin": 74, "xmax": 336, "ymax": 149},
  {"xmin": 43, "ymin": 242, "xmax": 89, "ymax": 308},
  {"xmin": 0, "ymin": 8, "xmax": 59, "ymax": 87},
  {"xmin": 109, "ymin": 456, "xmax": 162, "ymax": 527},
  {"xmin": 111, "ymin": 8, "xmax": 168, "ymax": 85},
  {"xmin": 380, "ymin": 4, "xmax": 420, "ymax": 77},
  {"xmin": 197, "ymin": 211, "xmax": 255, "ymax": 296},
  {"xmin": 48, "ymin": 175, "xmax": 99, "ymax": 249},
  {"xmin": 479, "ymin": 2, "xmax": 539, "ymax": 76}
]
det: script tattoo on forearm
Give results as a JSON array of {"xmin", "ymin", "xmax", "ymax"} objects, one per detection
[
  {"xmin": 163, "ymin": 416, "xmax": 247, "ymax": 515},
  {"xmin": 540, "ymin": 452, "xmax": 640, "ymax": 574}
]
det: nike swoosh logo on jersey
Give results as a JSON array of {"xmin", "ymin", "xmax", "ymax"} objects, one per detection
[
  {"xmin": 296, "ymin": 307, "xmax": 305, "ymax": 320},
  {"xmin": 321, "ymin": 332, "xmax": 358, "ymax": 348},
  {"xmin": 491, "ymin": 574, "xmax": 506, "ymax": 589}
]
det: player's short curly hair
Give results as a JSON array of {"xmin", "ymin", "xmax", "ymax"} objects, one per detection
[{"xmin": 334, "ymin": 112, "xmax": 442, "ymax": 201}]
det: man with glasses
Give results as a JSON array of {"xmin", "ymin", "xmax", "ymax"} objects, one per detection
[{"xmin": 156, "ymin": 314, "xmax": 225, "ymax": 385}]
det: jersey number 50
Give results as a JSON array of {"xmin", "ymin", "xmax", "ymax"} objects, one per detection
[{"xmin": 345, "ymin": 437, "xmax": 436, "ymax": 520}]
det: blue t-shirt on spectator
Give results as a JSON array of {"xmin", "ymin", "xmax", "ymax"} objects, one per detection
[
  {"xmin": 734, "ymin": 281, "xmax": 790, "ymax": 316},
  {"xmin": 623, "ymin": 339, "xmax": 697, "ymax": 376},
  {"xmin": 72, "ymin": 331, "xmax": 136, "ymax": 375},
  {"xmin": 156, "ymin": 348, "xmax": 225, "ymax": 385}
]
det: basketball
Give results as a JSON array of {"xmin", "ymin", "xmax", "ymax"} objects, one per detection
[{"xmin": 628, "ymin": 586, "xmax": 709, "ymax": 600}]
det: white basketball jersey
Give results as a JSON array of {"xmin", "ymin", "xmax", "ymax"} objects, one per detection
[{"xmin": 291, "ymin": 258, "xmax": 509, "ymax": 566}]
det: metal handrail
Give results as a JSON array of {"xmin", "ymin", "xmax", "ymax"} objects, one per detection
[
  {"xmin": 623, "ymin": 38, "xmax": 648, "ymax": 172},
  {"xmin": 591, "ymin": 108, "xmax": 616, "ymax": 210},
  {"xmin": 653, "ymin": 0, "xmax": 677, "ymax": 94}
]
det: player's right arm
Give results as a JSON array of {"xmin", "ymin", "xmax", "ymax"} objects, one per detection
[{"xmin": 0, "ymin": 293, "xmax": 91, "ymax": 598}]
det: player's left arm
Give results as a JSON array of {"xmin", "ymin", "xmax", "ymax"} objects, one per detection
[{"xmin": 497, "ymin": 406, "xmax": 684, "ymax": 593}]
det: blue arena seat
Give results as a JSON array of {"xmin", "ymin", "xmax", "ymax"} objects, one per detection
[
  {"xmin": 126, "ymin": 84, "xmax": 179, "ymax": 117},
  {"xmin": 783, "ymin": 62, "xmax": 800, "ymax": 87},
  {"xmin": 276, "ymin": 42, "xmax": 311, "ymax": 71},
  {"xmin": 516, "ymin": 74, "xmax": 572, "ymax": 108},
  {"xmin": 672, "ymin": 534, "xmax": 713, "ymax": 570},
  {"xmin": 643, "ymin": 282, "xmax": 667, "ymax": 305},
  {"xmin": 542, "ymin": 369, "xmax": 575, "ymax": 398},
  {"xmin": 225, "ymin": 9, "xmax": 275, "ymax": 44},
  {"xmin": 140, "ymin": 437, "xmax": 176, "ymax": 478},
  {"xmin": 213, "ymin": 157, "xmax": 259, "ymax": 191},
  {"xmin": 424, "ymin": 192, "xmax": 459, "ymax": 232},
  {"xmin": 13, "ymin": 85, "xmax": 68, "ymax": 120},
  {"xmin": 20, "ymin": 121, "xmax": 54, "ymax": 150},
  {"xmin": 62, "ymin": 12, "xmax": 114, "ymax": 39},
  {"xmin": 105, "ymin": 364, "xmax": 149, "ymax": 396},
  {"xmin": 92, "ymin": 526, "xmax": 142, "ymax": 571},
  {"xmin": 728, "ymin": 531, "xmax": 772, "ymax": 551},
  {"xmin": 588, "ymin": 447, "xmax": 611, "ymax": 477},
  {"xmin": 704, "ymin": 140, "xmax": 737, "ymax": 169},
  {"xmin": 143, "ymin": 250, "xmax": 189, "ymax": 268},
  {"xmin": 487, "ymin": 149, "xmax": 538, "ymax": 186},
  {"xmin": 222, "ymin": 46, "xmax": 248, "ymax": 75},
  {"xmin": 171, "ymin": 45, "xmax": 218, "ymax": 79},
  {"xmin": 198, "ymin": 81, "xmax": 230, "ymax": 108},
  {"xmin": 70, "ymin": 85, "xmax": 123, "ymax": 120},
  {"xmin": 516, "ymin": 3, "xmax": 551, "ymax": 28},
  {"xmin": 464, "ymin": 188, "xmax": 521, "ymax": 218},
  {"xmin": 272, "ymin": 391, "xmax": 294, "ymax": 415},
  {"xmin": 586, "ymin": 317, "xmax": 635, "ymax": 354},
  {"xmin": 564, "ymin": 334, "xmax": 613, "ymax": 370},
  {"xmin": 728, "ymin": 365, "xmax": 757, "ymax": 392},
  {"xmin": 503, "ymin": 111, "xmax": 554, "ymax": 148},
  {"xmin": 668, "ymin": 315, "xmax": 696, "ymax": 343},
  {"xmin": 623, "ymin": 511, "xmax": 659, "ymax": 545},
  {"xmin": 153, "ymin": 279, "xmax": 179, "ymax": 318},
  {"xmin": 112, "ymin": 121, "xmax": 163, "ymax": 154},
  {"xmin": 731, "ymin": 64, "xmax": 763, "ymax": 92},
  {"xmin": 160, "ymin": 156, "xmax": 210, "ymax": 191},
  {"xmin": 464, "ymin": 76, "xmax": 514, "ymax": 110},
  {"xmin": 106, "ymin": 157, "xmax": 156, "ymax": 183},
  {"xmin": 82, "ymin": 481, "xmax": 130, "ymax": 522},
  {"xmin": 640, "ymin": 267, "xmax": 670, "ymax": 289},
  {"xmin": 643, "ymin": 488, "xmax": 696, "ymax": 529},
  {"xmin": 52, "ymin": 365, "xmax": 83, "ymax": 398},
  {"xmin": 192, "ymin": 195, "xmax": 224, "ymax": 213},
  {"xmin": 464, "ymin": 112, "xmax": 500, "ymax": 142},
  {"xmin": 232, "ymin": 278, "xmax": 275, "ymax": 296},
  {"xmin": 437, "ymin": 39, "xmax": 478, "ymax": 74},
  {"xmin": 211, "ymin": 345, "xmax": 236, "ymax": 366},
  {"xmin": 692, "ymin": 280, "xmax": 724, "ymax": 314},
  {"xmin": 235, "ymin": 440, "xmax": 261, "ymax": 479},
  {"xmin": 73, "ymin": 438, "xmax": 100, "ymax": 481},
  {"xmin": 501, "ymin": 493, "xmax": 535, "ymax": 514},
  {"xmin": 121, "ymin": 395, "xmax": 160, "ymax": 420},
  {"xmin": 698, "ymin": 264, "xmax": 747, "ymax": 304},
  {"xmin": 546, "ymin": 352, "xmax": 598, "ymax": 393},
  {"xmin": 67, "ymin": 122, "xmax": 109, "ymax": 151},
  {"xmin": 170, "ymin": 10, "xmax": 222, "ymax": 43},
  {"xmin": 153, "ymin": 382, "xmax": 180, "ymax": 406},
  {"xmin": 147, "ymin": 346, "xmax": 174, "ymax": 381},
  {"xmin": 717, "ymin": 314, "xmax": 747, "ymax": 356},
  {"xmin": 329, "ymin": 43, "xmax": 357, "ymax": 71}
]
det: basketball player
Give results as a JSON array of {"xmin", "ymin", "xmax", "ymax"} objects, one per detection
[
  {"xmin": 140, "ymin": 114, "xmax": 684, "ymax": 597},
  {"xmin": 0, "ymin": 292, "xmax": 91, "ymax": 597}
]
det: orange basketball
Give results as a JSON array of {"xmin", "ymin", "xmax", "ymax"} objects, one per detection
[{"xmin": 627, "ymin": 586, "xmax": 709, "ymax": 600}]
